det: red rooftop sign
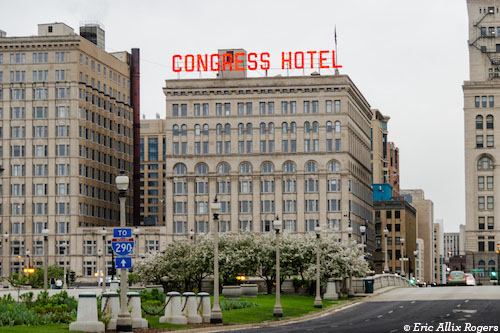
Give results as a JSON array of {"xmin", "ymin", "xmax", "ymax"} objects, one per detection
[{"xmin": 172, "ymin": 51, "xmax": 342, "ymax": 73}]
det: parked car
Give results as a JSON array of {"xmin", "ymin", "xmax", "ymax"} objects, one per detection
[
  {"xmin": 447, "ymin": 270, "xmax": 467, "ymax": 286},
  {"xmin": 465, "ymin": 273, "xmax": 476, "ymax": 286}
]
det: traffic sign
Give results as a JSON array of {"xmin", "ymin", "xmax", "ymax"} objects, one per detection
[
  {"xmin": 114, "ymin": 228, "xmax": 132, "ymax": 238},
  {"xmin": 111, "ymin": 240, "xmax": 135, "ymax": 256},
  {"xmin": 115, "ymin": 257, "xmax": 132, "ymax": 269},
  {"xmin": 471, "ymin": 269, "xmax": 484, "ymax": 273}
]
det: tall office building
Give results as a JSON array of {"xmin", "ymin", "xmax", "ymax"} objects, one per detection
[
  {"xmin": 163, "ymin": 50, "xmax": 374, "ymax": 249},
  {"xmin": 140, "ymin": 118, "xmax": 167, "ymax": 226},
  {"xmin": 443, "ymin": 232, "xmax": 461, "ymax": 260},
  {"xmin": 401, "ymin": 189, "xmax": 435, "ymax": 283},
  {"xmin": 434, "ymin": 220, "xmax": 446, "ymax": 284},
  {"xmin": 0, "ymin": 23, "xmax": 138, "ymax": 277},
  {"xmin": 464, "ymin": 1, "xmax": 500, "ymax": 282}
]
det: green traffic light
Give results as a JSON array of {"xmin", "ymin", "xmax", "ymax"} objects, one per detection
[{"xmin": 491, "ymin": 271, "xmax": 497, "ymax": 277}]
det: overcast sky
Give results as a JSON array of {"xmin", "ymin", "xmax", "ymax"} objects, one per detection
[{"xmin": 0, "ymin": 0, "xmax": 469, "ymax": 232}]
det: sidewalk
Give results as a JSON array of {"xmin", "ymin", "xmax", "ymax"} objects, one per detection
[{"xmin": 176, "ymin": 286, "xmax": 400, "ymax": 333}]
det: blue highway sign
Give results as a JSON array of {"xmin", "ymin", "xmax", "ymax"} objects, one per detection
[
  {"xmin": 113, "ymin": 228, "xmax": 132, "ymax": 238},
  {"xmin": 115, "ymin": 257, "xmax": 132, "ymax": 269},
  {"xmin": 111, "ymin": 240, "xmax": 135, "ymax": 256}
]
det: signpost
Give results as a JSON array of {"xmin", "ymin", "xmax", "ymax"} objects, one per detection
[
  {"xmin": 111, "ymin": 228, "xmax": 134, "ymax": 272},
  {"xmin": 115, "ymin": 257, "xmax": 132, "ymax": 269}
]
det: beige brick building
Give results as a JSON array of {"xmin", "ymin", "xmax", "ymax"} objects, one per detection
[
  {"xmin": 0, "ymin": 23, "xmax": 136, "ymax": 277},
  {"xmin": 464, "ymin": 0, "xmax": 500, "ymax": 282},
  {"xmin": 163, "ymin": 61, "xmax": 374, "ymax": 248}
]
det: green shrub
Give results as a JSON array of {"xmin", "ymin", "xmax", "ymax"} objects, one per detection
[{"xmin": 220, "ymin": 299, "xmax": 258, "ymax": 311}]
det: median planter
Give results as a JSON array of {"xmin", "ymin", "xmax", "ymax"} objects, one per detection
[
  {"xmin": 240, "ymin": 284, "xmax": 258, "ymax": 298},
  {"xmin": 222, "ymin": 285, "xmax": 241, "ymax": 299}
]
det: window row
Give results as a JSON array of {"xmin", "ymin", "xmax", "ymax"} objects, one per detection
[
  {"xmin": 172, "ymin": 100, "xmax": 341, "ymax": 117},
  {"xmin": 478, "ymin": 196, "xmax": 494, "ymax": 210},
  {"xmin": 475, "ymin": 96, "xmax": 495, "ymax": 108},
  {"xmin": 476, "ymin": 135, "xmax": 494, "ymax": 148},
  {"xmin": 174, "ymin": 160, "xmax": 341, "ymax": 176},
  {"xmin": 476, "ymin": 115, "xmax": 494, "ymax": 129}
]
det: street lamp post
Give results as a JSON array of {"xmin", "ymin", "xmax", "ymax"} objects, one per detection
[
  {"xmin": 210, "ymin": 198, "xmax": 222, "ymax": 324},
  {"xmin": 400, "ymin": 237, "xmax": 405, "ymax": 277},
  {"xmin": 314, "ymin": 226, "xmax": 322, "ymax": 309},
  {"xmin": 360, "ymin": 225, "xmax": 367, "ymax": 255},
  {"xmin": 133, "ymin": 227, "xmax": 140, "ymax": 261},
  {"xmin": 346, "ymin": 226, "xmax": 354, "ymax": 298},
  {"xmin": 101, "ymin": 228, "xmax": 107, "ymax": 294},
  {"xmin": 42, "ymin": 228, "xmax": 49, "ymax": 291},
  {"xmin": 273, "ymin": 216, "xmax": 283, "ymax": 317},
  {"xmin": 115, "ymin": 171, "xmax": 132, "ymax": 332},
  {"xmin": 413, "ymin": 249, "xmax": 419, "ymax": 281},
  {"xmin": 383, "ymin": 227, "xmax": 389, "ymax": 273},
  {"xmin": 3, "ymin": 232, "xmax": 8, "ymax": 277},
  {"xmin": 97, "ymin": 248, "xmax": 103, "ymax": 288}
]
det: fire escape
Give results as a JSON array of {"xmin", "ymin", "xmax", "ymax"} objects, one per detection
[{"xmin": 469, "ymin": 6, "xmax": 500, "ymax": 80}]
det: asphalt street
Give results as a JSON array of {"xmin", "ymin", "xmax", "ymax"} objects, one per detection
[{"xmin": 228, "ymin": 287, "xmax": 500, "ymax": 333}]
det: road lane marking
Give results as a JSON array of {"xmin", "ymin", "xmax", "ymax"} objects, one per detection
[
  {"xmin": 465, "ymin": 300, "xmax": 469, "ymax": 303},
  {"xmin": 390, "ymin": 330, "xmax": 398, "ymax": 332},
  {"xmin": 365, "ymin": 319, "xmax": 370, "ymax": 322},
  {"xmin": 446, "ymin": 314, "xmax": 450, "ymax": 317},
  {"xmin": 465, "ymin": 314, "xmax": 472, "ymax": 318},
  {"xmin": 388, "ymin": 310, "xmax": 393, "ymax": 314},
  {"xmin": 453, "ymin": 309, "xmax": 477, "ymax": 314},
  {"xmin": 399, "ymin": 305, "xmax": 404, "ymax": 308},
  {"xmin": 411, "ymin": 301, "xmax": 416, "ymax": 304},
  {"xmin": 457, "ymin": 304, "xmax": 461, "ymax": 307},
  {"xmin": 377, "ymin": 315, "xmax": 383, "ymax": 318}
]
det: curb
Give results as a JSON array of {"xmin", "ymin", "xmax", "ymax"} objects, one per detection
[{"xmin": 173, "ymin": 286, "xmax": 401, "ymax": 333}]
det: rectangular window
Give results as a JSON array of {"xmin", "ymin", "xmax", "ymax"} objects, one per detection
[
  {"xmin": 305, "ymin": 199, "xmax": 319, "ymax": 212},
  {"xmin": 482, "ymin": 96, "xmax": 487, "ymax": 107},
  {"xmin": 239, "ymin": 200, "xmax": 252, "ymax": 213},
  {"xmin": 479, "ymin": 216, "xmax": 485, "ymax": 230},
  {"xmin": 487, "ymin": 135, "xmax": 494, "ymax": 148},
  {"xmin": 334, "ymin": 100, "xmax": 341, "ymax": 113},
  {"xmin": 268, "ymin": 102, "xmax": 274, "ymax": 114},
  {"xmin": 312, "ymin": 100, "xmax": 319, "ymax": 113},
  {"xmin": 304, "ymin": 101, "xmax": 310, "ymax": 114},
  {"xmin": 326, "ymin": 100, "xmax": 332, "ymax": 113},
  {"xmin": 487, "ymin": 196, "xmax": 494, "ymax": 209},
  {"xmin": 304, "ymin": 139, "xmax": 310, "ymax": 152},
  {"xmin": 224, "ymin": 103, "xmax": 230, "ymax": 116},
  {"xmin": 478, "ymin": 196, "xmax": 485, "ymax": 210},
  {"xmin": 260, "ymin": 102, "xmax": 266, "ymax": 115},
  {"xmin": 290, "ymin": 101, "xmax": 296, "ymax": 114},
  {"xmin": 490, "ymin": 96, "xmax": 495, "ymax": 107},
  {"xmin": 335, "ymin": 139, "xmax": 342, "ymax": 152},
  {"xmin": 326, "ymin": 139, "xmax": 333, "ymax": 152},
  {"xmin": 282, "ymin": 140, "xmax": 288, "ymax": 152},
  {"xmin": 281, "ymin": 101, "xmax": 288, "ymax": 114},
  {"xmin": 477, "ymin": 135, "xmax": 484, "ymax": 148},
  {"xmin": 475, "ymin": 96, "xmax": 480, "ymax": 107},
  {"xmin": 216, "ymin": 103, "xmax": 222, "ymax": 116},
  {"xmin": 487, "ymin": 176, "xmax": 494, "ymax": 190}
]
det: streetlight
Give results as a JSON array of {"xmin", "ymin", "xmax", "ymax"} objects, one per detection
[
  {"xmin": 400, "ymin": 237, "xmax": 405, "ymax": 277},
  {"xmin": 314, "ymin": 225, "xmax": 322, "ymax": 309},
  {"xmin": 413, "ymin": 249, "xmax": 419, "ymax": 281},
  {"xmin": 273, "ymin": 216, "xmax": 283, "ymax": 317},
  {"xmin": 42, "ymin": 228, "xmax": 49, "ymax": 291},
  {"xmin": 133, "ymin": 227, "xmax": 140, "ymax": 259},
  {"xmin": 360, "ymin": 225, "xmax": 367, "ymax": 254},
  {"xmin": 3, "ymin": 232, "xmax": 9, "ymax": 277},
  {"xmin": 100, "ymin": 228, "xmax": 107, "ymax": 294},
  {"xmin": 346, "ymin": 225, "xmax": 354, "ymax": 298},
  {"xmin": 97, "ymin": 248, "xmax": 103, "ymax": 288},
  {"xmin": 383, "ymin": 227, "xmax": 389, "ymax": 273},
  {"xmin": 210, "ymin": 197, "xmax": 222, "ymax": 324},
  {"xmin": 115, "ymin": 171, "xmax": 132, "ymax": 332},
  {"xmin": 189, "ymin": 229, "xmax": 195, "ymax": 244}
]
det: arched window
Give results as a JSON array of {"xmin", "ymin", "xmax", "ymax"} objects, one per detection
[
  {"xmin": 479, "ymin": 260, "xmax": 485, "ymax": 268},
  {"xmin": 224, "ymin": 123, "xmax": 231, "ymax": 135},
  {"xmin": 203, "ymin": 124, "xmax": 209, "ymax": 136},
  {"xmin": 290, "ymin": 122, "xmax": 297, "ymax": 134},
  {"xmin": 328, "ymin": 160, "xmax": 341, "ymax": 172},
  {"xmin": 487, "ymin": 115, "xmax": 494, "ymax": 129},
  {"xmin": 282, "ymin": 122, "xmax": 288, "ymax": 134},
  {"xmin": 260, "ymin": 122, "xmax": 266, "ymax": 134},
  {"xmin": 218, "ymin": 163, "xmax": 230, "ymax": 175},
  {"xmin": 238, "ymin": 123, "xmax": 244, "ymax": 135},
  {"xmin": 476, "ymin": 115, "xmax": 484, "ymax": 129},
  {"xmin": 312, "ymin": 121, "xmax": 319, "ymax": 133},
  {"xmin": 216, "ymin": 124, "xmax": 222, "ymax": 135},
  {"xmin": 196, "ymin": 163, "xmax": 208, "ymax": 175},
  {"xmin": 173, "ymin": 125, "xmax": 179, "ymax": 136},
  {"xmin": 174, "ymin": 163, "xmax": 186, "ymax": 175},
  {"xmin": 304, "ymin": 122, "xmax": 310, "ymax": 133},
  {"xmin": 240, "ymin": 162, "xmax": 252, "ymax": 174},
  {"xmin": 261, "ymin": 162, "xmax": 274, "ymax": 174},
  {"xmin": 268, "ymin": 122, "xmax": 275, "ymax": 134},
  {"xmin": 334, "ymin": 121, "xmax": 341, "ymax": 133},
  {"xmin": 478, "ymin": 156, "xmax": 494, "ymax": 170},
  {"xmin": 489, "ymin": 260, "xmax": 496, "ymax": 273},
  {"xmin": 181, "ymin": 124, "xmax": 187, "ymax": 136},
  {"xmin": 246, "ymin": 123, "xmax": 253, "ymax": 134},
  {"xmin": 305, "ymin": 161, "xmax": 318, "ymax": 173},
  {"xmin": 283, "ymin": 161, "xmax": 296, "ymax": 174},
  {"xmin": 326, "ymin": 121, "xmax": 332, "ymax": 133},
  {"xmin": 194, "ymin": 124, "xmax": 201, "ymax": 136}
]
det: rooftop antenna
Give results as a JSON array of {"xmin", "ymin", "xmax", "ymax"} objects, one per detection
[{"xmin": 334, "ymin": 25, "xmax": 340, "ymax": 75}]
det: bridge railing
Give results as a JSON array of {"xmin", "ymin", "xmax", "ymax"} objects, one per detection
[{"xmin": 351, "ymin": 274, "xmax": 415, "ymax": 293}]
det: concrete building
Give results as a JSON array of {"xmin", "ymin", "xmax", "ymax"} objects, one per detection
[
  {"xmin": 415, "ymin": 238, "xmax": 425, "ymax": 284},
  {"xmin": 140, "ymin": 118, "xmax": 167, "ymax": 226},
  {"xmin": 434, "ymin": 220, "xmax": 445, "ymax": 284},
  {"xmin": 372, "ymin": 200, "xmax": 417, "ymax": 277},
  {"xmin": 0, "ymin": 23, "xmax": 138, "ymax": 277},
  {"xmin": 444, "ymin": 232, "xmax": 461, "ymax": 261},
  {"xmin": 464, "ymin": 0, "xmax": 500, "ymax": 283},
  {"xmin": 163, "ymin": 53, "xmax": 374, "ymax": 251},
  {"xmin": 460, "ymin": 224, "xmax": 466, "ymax": 256},
  {"xmin": 371, "ymin": 110, "xmax": 400, "ymax": 198},
  {"xmin": 401, "ymin": 189, "xmax": 435, "ymax": 283}
]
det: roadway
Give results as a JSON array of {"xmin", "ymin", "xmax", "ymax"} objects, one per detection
[{"xmin": 229, "ymin": 286, "xmax": 500, "ymax": 333}]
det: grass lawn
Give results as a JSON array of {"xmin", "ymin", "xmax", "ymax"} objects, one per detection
[
  {"xmin": 0, "ymin": 324, "xmax": 77, "ymax": 333},
  {"xmin": 221, "ymin": 294, "xmax": 354, "ymax": 324},
  {"xmin": 146, "ymin": 315, "xmax": 195, "ymax": 330}
]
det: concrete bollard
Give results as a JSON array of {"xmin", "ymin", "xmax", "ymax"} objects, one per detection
[
  {"xmin": 324, "ymin": 278, "xmax": 339, "ymax": 300},
  {"xmin": 127, "ymin": 292, "xmax": 148, "ymax": 329},
  {"xmin": 183, "ymin": 292, "xmax": 202, "ymax": 324},
  {"xmin": 197, "ymin": 292, "xmax": 211, "ymax": 323},
  {"xmin": 69, "ymin": 293, "xmax": 105, "ymax": 332},
  {"xmin": 110, "ymin": 280, "xmax": 119, "ymax": 291},
  {"xmin": 159, "ymin": 291, "xmax": 187, "ymax": 324},
  {"xmin": 101, "ymin": 292, "xmax": 119, "ymax": 330}
]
